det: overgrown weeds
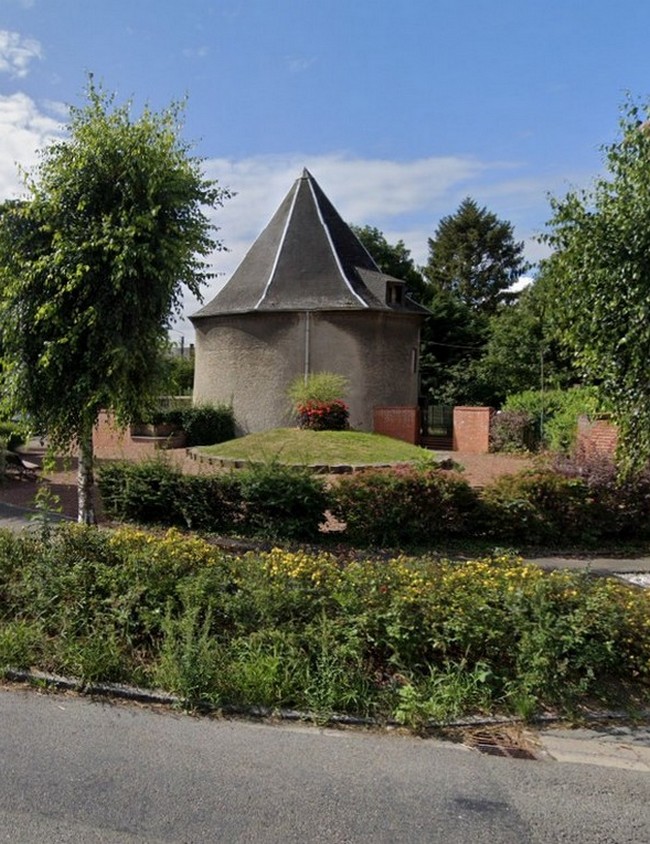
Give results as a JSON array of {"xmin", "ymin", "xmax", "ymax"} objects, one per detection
[{"xmin": 1, "ymin": 524, "xmax": 648, "ymax": 726}]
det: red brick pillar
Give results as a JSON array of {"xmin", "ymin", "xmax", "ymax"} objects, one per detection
[{"xmin": 453, "ymin": 406, "xmax": 493, "ymax": 453}]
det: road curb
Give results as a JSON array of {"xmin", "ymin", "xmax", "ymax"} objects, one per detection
[{"xmin": 5, "ymin": 666, "xmax": 650, "ymax": 732}]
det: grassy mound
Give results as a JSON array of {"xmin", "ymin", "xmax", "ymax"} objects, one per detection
[{"xmin": 197, "ymin": 428, "xmax": 434, "ymax": 465}]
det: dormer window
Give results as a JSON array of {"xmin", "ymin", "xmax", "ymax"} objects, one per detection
[{"xmin": 386, "ymin": 282, "xmax": 404, "ymax": 306}]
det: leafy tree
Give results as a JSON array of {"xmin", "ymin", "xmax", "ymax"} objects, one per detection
[
  {"xmin": 418, "ymin": 198, "xmax": 530, "ymax": 408},
  {"xmin": 475, "ymin": 273, "xmax": 576, "ymax": 404},
  {"xmin": 424, "ymin": 197, "xmax": 529, "ymax": 314},
  {"xmin": 350, "ymin": 224, "xmax": 427, "ymax": 301},
  {"xmin": 0, "ymin": 80, "xmax": 230, "ymax": 522},
  {"xmin": 543, "ymin": 97, "xmax": 650, "ymax": 472},
  {"xmin": 419, "ymin": 289, "xmax": 488, "ymax": 406}
]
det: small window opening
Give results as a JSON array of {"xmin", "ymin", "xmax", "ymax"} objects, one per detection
[{"xmin": 386, "ymin": 283, "xmax": 404, "ymax": 305}]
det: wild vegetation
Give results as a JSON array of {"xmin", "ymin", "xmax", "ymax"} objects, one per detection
[{"xmin": 1, "ymin": 525, "xmax": 648, "ymax": 725}]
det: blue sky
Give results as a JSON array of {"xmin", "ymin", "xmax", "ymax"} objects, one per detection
[{"xmin": 1, "ymin": 0, "xmax": 649, "ymax": 336}]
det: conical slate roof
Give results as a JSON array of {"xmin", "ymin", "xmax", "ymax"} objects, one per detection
[{"xmin": 192, "ymin": 169, "xmax": 427, "ymax": 319}]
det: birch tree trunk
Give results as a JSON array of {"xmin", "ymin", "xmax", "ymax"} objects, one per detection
[{"xmin": 77, "ymin": 421, "xmax": 96, "ymax": 525}]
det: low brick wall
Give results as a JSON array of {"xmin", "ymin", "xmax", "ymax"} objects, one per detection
[
  {"xmin": 453, "ymin": 406, "xmax": 493, "ymax": 454},
  {"xmin": 373, "ymin": 406, "xmax": 420, "ymax": 445},
  {"xmin": 576, "ymin": 415, "xmax": 618, "ymax": 457},
  {"xmin": 93, "ymin": 411, "xmax": 185, "ymax": 460}
]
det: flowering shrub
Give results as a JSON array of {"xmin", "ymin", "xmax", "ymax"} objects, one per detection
[
  {"xmin": 1, "ymin": 526, "xmax": 648, "ymax": 721},
  {"xmin": 296, "ymin": 398, "xmax": 349, "ymax": 431},
  {"xmin": 288, "ymin": 372, "xmax": 349, "ymax": 431}
]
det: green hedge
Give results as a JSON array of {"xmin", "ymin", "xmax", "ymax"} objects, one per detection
[
  {"xmin": 98, "ymin": 459, "xmax": 327, "ymax": 540},
  {"xmin": 99, "ymin": 457, "xmax": 650, "ymax": 547},
  {"xmin": 331, "ymin": 467, "xmax": 479, "ymax": 547}
]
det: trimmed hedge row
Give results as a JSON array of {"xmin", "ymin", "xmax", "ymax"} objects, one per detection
[
  {"xmin": 99, "ymin": 459, "xmax": 328, "ymax": 540},
  {"xmin": 98, "ymin": 458, "xmax": 650, "ymax": 547}
]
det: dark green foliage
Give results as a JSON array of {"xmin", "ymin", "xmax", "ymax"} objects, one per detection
[
  {"xmin": 419, "ymin": 289, "xmax": 490, "ymax": 406},
  {"xmin": 237, "ymin": 461, "xmax": 329, "ymax": 540},
  {"xmin": 98, "ymin": 459, "xmax": 182, "ymax": 525},
  {"xmin": 0, "ymin": 421, "xmax": 26, "ymax": 452},
  {"xmin": 331, "ymin": 467, "xmax": 479, "ymax": 547},
  {"xmin": 98, "ymin": 459, "xmax": 327, "ymax": 539},
  {"xmin": 98, "ymin": 460, "xmax": 241, "ymax": 532},
  {"xmin": 144, "ymin": 403, "xmax": 234, "ymax": 446},
  {"xmin": 182, "ymin": 404, "xmax": 235, "ymax": 447},
  {"xmin": 489, "ymin": 410, "xmax": 536, "ymax": 453},
  {"xmin": 479, "ymin": 471, "xmax": 596, "ymax": 544},
  {"xmin": 543, "ymin": 97, "xmax": 650, "ymax": 472},
  {"xmin": 424, "ymin": 197, "xmax": 529, "ymax": 314},
  {"xmin": 420, "ymin": 197, "xmax": 532, "ymax": 407},
  {"xmin": 554, "ymin": 452, "xmax": 650, "ymax": 541},
  {"xmin": 175, "ymin": 474, "xmax": 242, "ymax": 533}
]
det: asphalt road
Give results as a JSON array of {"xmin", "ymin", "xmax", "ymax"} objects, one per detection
[{"xmin": 1, "ymin": 687, "xmax": 649, "ymax": 843}]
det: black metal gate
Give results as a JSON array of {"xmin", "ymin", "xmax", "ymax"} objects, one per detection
[{"xmin": 420, "ymin": 404, "xmax": 454, "ymax": 450}]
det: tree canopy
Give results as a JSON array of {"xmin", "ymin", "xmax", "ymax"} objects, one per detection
[
  {"xmin": 424, "ymin": 197, "xmax": 529, "ymax": 314},
  {"xmin": 350, "ymin": 223, "xmax": 427, "ymax": 301},
  {"xmin": 0, "ymin": 80, "xmax": 230, "ymax": 521},
  {"xmin": 543, "ymin": 97, "xmax": 650, "ymax": 472}
]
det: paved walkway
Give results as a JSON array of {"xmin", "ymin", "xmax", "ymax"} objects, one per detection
[{"xmin": 1, "ymin": 500, "xmax": 650, "ymax": 575}]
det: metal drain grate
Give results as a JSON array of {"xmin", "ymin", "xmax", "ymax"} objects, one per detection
[{"xmin": 467, "ymin": 730, "xmax": 538, "ymax": 760}]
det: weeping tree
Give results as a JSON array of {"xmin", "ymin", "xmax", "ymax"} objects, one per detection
[{"xmin": 0, "ymin": 80, "xmax": 230, "ymax": 523}]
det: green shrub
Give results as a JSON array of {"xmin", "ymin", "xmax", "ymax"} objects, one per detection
[
  {"xmin": 182, "ymin": 403, "xmax": 235, "ymax": 447},
  {"xmin": 99, "ymin": 458, "xmax": 326, "ymax": 539},
  {"xmin": 480, "ymin": 470, "xmax": 595, "ymax": 544},
  {"xmin": 175, "ymin": 473, "xmax": 242, "ymax": 532},
  {"xmin": 0, "ymin": 421, "xmax": 27, "ymax": 452},
  {"xmin": 331, "ymin": 467, "xmax": 479, "ymax": 547},
  {"xmin": 503, "ymin": 386, "xmax": 601, "ymax": 452},
  {"xmin": 489, "ymin": 410, "xmax": 536, "ymax": 453},
  {"xmin": 98, "ymin": 459, "xmax": 182, "ymax": 525},
  {"xmin": 141, "ymin": 403, "xmax": 234, "ymax": 446},
  {"xmin": 237, "ymin": 460, "xmax": 329, "ymax": 540},
  {"xmin": 553, "ymin": 452, "xmax": 650, "ymax": 540}
]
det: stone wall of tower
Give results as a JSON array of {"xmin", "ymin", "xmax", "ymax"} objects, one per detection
[{"xmin": 193, "ymin": 310, "xmax": 421, "ymax": 435}]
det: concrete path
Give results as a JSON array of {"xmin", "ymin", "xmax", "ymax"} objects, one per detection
[
  {"xmin": 537, "ymin": 724, "xmax": 650, "ymax": 771},
  {"xmin": 526, "ymin": 555, "xmax": 650, "ymax": 574}
]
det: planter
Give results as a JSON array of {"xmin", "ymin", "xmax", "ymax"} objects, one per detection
[{"xmin": 130, "ymin": 422, "xmax": 186, "ymax": 449}]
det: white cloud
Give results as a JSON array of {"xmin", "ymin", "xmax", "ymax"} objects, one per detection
[
  {"xmin": 0, "ymin": 93, "xmax": 62, "ymax": 198},
  {"xmin": 0, "ymin": 30, "xmax": 42, "ymax": 78},
  {"xmin": 182, "ymin": 45, "xmax": 209, "ymax": 59},
  {"xmin": 286, "ymin": 55, "xmax": 316, "ymax": 73}
]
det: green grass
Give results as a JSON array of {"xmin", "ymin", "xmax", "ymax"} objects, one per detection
[{"xmin": 197, "ymin": 428, "xmax": 436, "ymax": 465}]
